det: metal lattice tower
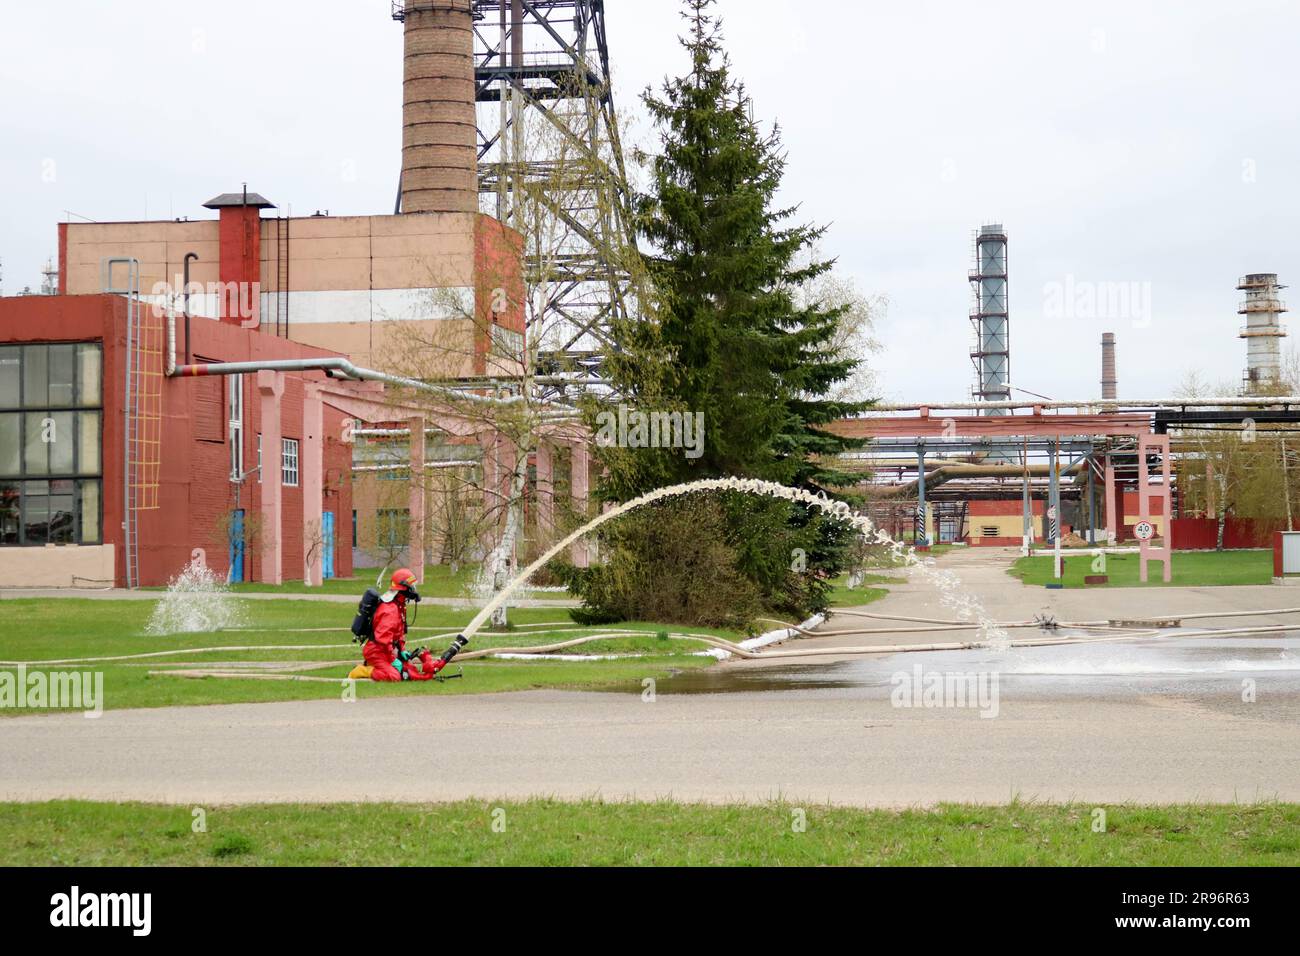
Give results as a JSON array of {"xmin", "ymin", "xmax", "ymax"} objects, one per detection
[
  {"xmin": 969, "ymin": 223, "xmax": 1010, "ymax": 413},
  {"xmin": 393, "ymin": 1, "xmax": 636, "ymax": 396}
]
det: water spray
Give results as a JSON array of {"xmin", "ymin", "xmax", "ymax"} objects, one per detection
[{"xmin": 430, "ymin": 476, "xmax": 1010, "ymax": 668}]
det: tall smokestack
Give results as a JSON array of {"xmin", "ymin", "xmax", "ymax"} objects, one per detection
[
  {"xmin": 1101, "ymin": 332, "xmax": 1117, "ymax": 400},
  {"xmin": 400, "ymin": 0, "xmax": 477, "ymax": 214},
  {"xmin": 1238, "ymin": 273, "xmax": 1288, "ymax": 394}
]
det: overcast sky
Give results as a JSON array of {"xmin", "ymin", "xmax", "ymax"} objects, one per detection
[{"xmin": 3, "ymin": 0, "xmax": 1298, "ymax": 401}]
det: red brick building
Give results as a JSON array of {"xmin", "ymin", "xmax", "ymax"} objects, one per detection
[{"xmin": 0, "ymin": 293, "xmax": 355, "ymax": 587}]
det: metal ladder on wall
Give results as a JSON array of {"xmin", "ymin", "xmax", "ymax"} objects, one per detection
[{"xmin": 102, "ymin": 258, "xmax": 162, "ymax": 589}]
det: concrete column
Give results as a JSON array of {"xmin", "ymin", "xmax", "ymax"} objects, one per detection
[
  {"xmin": 1022, "ymin": 470, "xmax": 1032, "ymax": 551},
  {"xmin": 571, "ymin": 442, "xmax": 590, "ymax": 567},
  {"xmin": 535, "ymin": 441, "xmax": 554, "ymax": 535},
  {"xmin": 302, "ymin": 382, "xmax": 324, "ymax": 587},
  {"xmin": 1161, "ymin": 436, "xmax": 1174, "ymax": 569},
  {"xmin": 915, "ymin": 447, "xmax": 928, "ymax": 548},
  {"xmin": 408, "ymin": 416, "xmax": 425, "ymax": 584},
  {"xmin": 1138, "ymin": 435, "xmax": 1172, "ymax": 584},
  {"xmin": 1048, "ymin": 440, "xmax": 1060, "ymax": 545},
  {"xmin": 1113, "ymin": 464, "xmax": 1127, "ymax": 543},
  {"xmin": 1087, "ymin": 458, "xmax": 1097, "ymax": 546},
  {"xmin": 1104, "ymin": 455, "xmax": 1118, "ymax": 546},
  {"xmin": 256, "ymin": 370, "xmax": 284, "ymax": 585}
]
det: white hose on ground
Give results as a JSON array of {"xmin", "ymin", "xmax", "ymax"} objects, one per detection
[
  {"xmin": 0, "ymin": 644, "xmax": 355, "ymax": 667},
  {"xmin": 106, "ymin": 616, "xmax": 1300, "ymax": 683}
]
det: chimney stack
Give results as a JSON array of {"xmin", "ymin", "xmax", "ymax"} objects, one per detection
[
  {"xmin": 1101, "ymin": 332, "xmax": 1117, "ymax": 400},
  {"xmin": 400, "ymin": 0, "xmax": 477, "ymax": 214}
]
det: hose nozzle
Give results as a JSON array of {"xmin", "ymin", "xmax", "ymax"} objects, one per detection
[{"xmin": 440, "ymin": 634, "xmax": 469, "ymax": 664}]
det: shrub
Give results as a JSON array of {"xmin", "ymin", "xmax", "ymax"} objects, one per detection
[{"xmin": 562, "ymin": 496, "xmax": 764, "ymax": 629}]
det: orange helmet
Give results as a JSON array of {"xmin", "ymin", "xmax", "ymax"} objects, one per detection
[{"xmin": 391, "ymin": 568, "xmax": 418, "ymax": 592}]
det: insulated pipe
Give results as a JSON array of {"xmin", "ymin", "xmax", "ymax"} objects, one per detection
[
  {"xmin": 166, "ymin": 312, "xmax": 176, "ymax": 377},
  {"xmin": 183, "ymin": 252, "xmax": 198, "ymax": 364},
  {"xmin": 871, "ymin": 461, "xmax": 1088, "ymax": 499},
  {"xmin": 170, "ymin": 356, "xmax": 570, "ymax": 411},
  {"xmin": 867, "ymin": 397, "xmax": 1300, "ymax": 412}
]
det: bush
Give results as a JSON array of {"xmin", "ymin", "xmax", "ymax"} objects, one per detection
[
  {"xmin": 562, "ymin": 496, "xmax": 764, "ymax": 629},
  {"xmin": 561, "ymin": 492, "xmax": 855, "ymax": 628}
]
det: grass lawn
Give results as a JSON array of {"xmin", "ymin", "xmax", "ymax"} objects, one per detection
[
  {"xmin": 0, "ymin": 799, "xmax": 1295, "ymax": 866},
  {"xmin": 828, "ymin": 572, "xmax": 895, "ymax": 608},
  {"xmin": 1008, "ymin": 549, "xmax": 1273, "ymax": 588},
  {"xmin": 0, "ymin": 597, "xmax": 729, "ymax": 714}
]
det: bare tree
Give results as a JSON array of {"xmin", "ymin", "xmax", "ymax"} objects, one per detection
[
  {"xmin": 1173, "ymin": 369, "xmax": 1292, "ymax": 547},
  {"xmin": 790, "ymin": 246, "xmax": 886, "ymax": 404},
  {"xmin": 368, "ymin": 99, "xmax": 647, "ymax": 622}
]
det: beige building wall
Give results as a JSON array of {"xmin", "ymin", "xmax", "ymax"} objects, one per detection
[
  {"xmin": 969, "ymin": 515, "xmax": 1044, "ymax": 540},
  {"xmin": 0, "ymin": 544, "xmax": 115, "ymax": 588},
  {"xmin": 63, "ymin": 212, "xmax": 483, "ymax": 376},
  {"xmin": 63, "ymin": 220, "xmax": 221, "ymax": 297}
]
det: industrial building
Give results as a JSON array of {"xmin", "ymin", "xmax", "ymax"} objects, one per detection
[
  {"xmin": 842, "ymin": 227, "xmax": 1295, "ymax": 567},
  {"xmin": 0, "ymin": 0, "xmax": 606, "ymax": 589},
  {"xmin": 0, "ymin": 292, "xmax": 357, "ymax": 587}
]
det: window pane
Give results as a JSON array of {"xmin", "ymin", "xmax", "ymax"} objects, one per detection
[
  {"xmin": 48, "ymin": 345, "xmax": 75, "ymax": 406},
  {"xmin": 49, "ymin": 411, "xmax": 74, "ymax": 474},
  {"xmin": 78, "ymin": 412, "xmax": 101, "ymax": 475},
  {"xmin": 76, "ymin": 344, "xmax": 102, "ymax": 407},
  {"xmin": 0, "ymin": 482, "xmax": 17, "ymax": 543},
  {"xmin": 22, "ymin": 486, "xmax": 48, "ymax": 545},
  {"xmin": 48, "ymin": 491, "xmax": 75, "ymax": 543},
  {"xmin": 22, "ymin": 345, "xmax": 48, "ymax": 407},
  {"xmin": 230, "ymin": 424, "xmax": 242, "ymax": 480},
  {"xmin": 229, "ymin": 374, "xmax": 242, "ymax": 421},
  {"xmin": 0, "ymin": 347, "xmax": 19, "ymax": 409},
  {"xmin": 0, "ymin": 414, "xmax": 18, "ymax": 477},
  {"xmin": 79, "ymin": 479, "xmax": 100, "ymax": 543},
  {"xmin": 24, "ymin": 413, "xmax": 49, "ymax": 475}
]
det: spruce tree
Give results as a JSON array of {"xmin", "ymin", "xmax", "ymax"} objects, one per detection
[
  {"xmin": 603, "ymin": 0, "xmax": 870, "ymax": 500},
  {"xmin": 574, "ymin": 0, "xmax": 874, "ymax": 623}
]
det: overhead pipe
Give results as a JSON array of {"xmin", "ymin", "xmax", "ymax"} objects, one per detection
[
  {"xmin": 170, "ymin": 356, "xmax": 574, "ymax": 411},
  {"xmin": 868, "ymin": 396, "xmax": 1300, "ymax": 413},
  {"xmin": 870, "ymin": 461, "xmax": 1087, "ymax": 498}
]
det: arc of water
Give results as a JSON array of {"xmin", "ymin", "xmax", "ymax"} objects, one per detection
[{"xmin": 439, "ymin": 477, "xmax": 1005, "ymax": 662}]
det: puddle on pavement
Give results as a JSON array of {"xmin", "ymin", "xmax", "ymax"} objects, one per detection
[{"xmin": 641, "ymin": 631, "xmax": 1300, "ymax": 698}]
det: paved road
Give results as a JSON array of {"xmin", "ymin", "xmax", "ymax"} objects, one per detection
[
  {"xmin": 2, "ymin": 547, "xmax": 1296, "ymax": 805},
  {"xmin": 2, "ymin": 686, "xmax": 1295, "ymax": 805}
]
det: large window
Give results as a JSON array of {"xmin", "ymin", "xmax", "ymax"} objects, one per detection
[{"xmin": 0, "ymin": 343, "xmax": 103, "ymax": 546}]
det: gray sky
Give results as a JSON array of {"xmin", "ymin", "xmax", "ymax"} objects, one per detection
[{"xmin": 3, "ymin": 0, "xmax": 1298, "ymax": 401}]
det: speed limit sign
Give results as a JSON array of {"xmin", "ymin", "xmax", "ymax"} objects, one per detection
[{"xmin": 1134, "ymin": 520, "xmax": 1155, "ymax": 541}]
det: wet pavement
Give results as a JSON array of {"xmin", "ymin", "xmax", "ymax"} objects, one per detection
[{"xmin": 654, "ymin": 632, "xmax": 1300, "ymax": 707}]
